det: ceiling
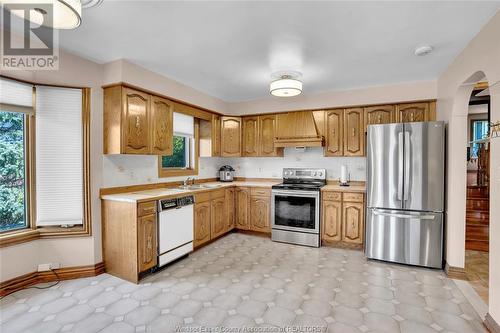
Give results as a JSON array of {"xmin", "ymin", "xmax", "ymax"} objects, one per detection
[{"xmin": 55, "ymin": 2, "xmax": 500, "ymax": 101}]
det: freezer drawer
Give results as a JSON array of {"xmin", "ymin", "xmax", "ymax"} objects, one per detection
[{"xmin": 365, "ymin": 208, "xmax": 443, "ymax": 268}]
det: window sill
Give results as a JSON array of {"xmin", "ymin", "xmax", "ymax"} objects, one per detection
[
  {"xmin": 158, "ymin": 168, "xmax": 198, "ymax": 178},
  {"xmin": 0, "ymin": 225, "xmax": 91, "ymax": 248}
]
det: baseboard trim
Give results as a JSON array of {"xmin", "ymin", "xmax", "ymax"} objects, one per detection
[
  {"xmin": 485, "ymin": 313, "xmax": 500, "ymax": 333},
  {"xmin": 321, "ymin": 240, "xmax": 363, "ymax": 250},
  {"xmin": 0, "ymin": 262, "xmax": 105, "ymax": 297},
  {"xmin": 445, "ymin": 262, "xmax": 468, "ymax": 280}
]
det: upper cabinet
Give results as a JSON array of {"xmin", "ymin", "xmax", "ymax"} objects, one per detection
[
  {"xmin": 104, "ymin": 85, "xmax": 173, "ymax": 155},
  {"xmin": 221, "ymin": 117, "xmax": 242, "ymax": 157},
  {"xmin": 343, "ymin": 108, "xmax": 365, "ymax": 156},
  {"xmin": 242, "ymin": 116, "xmax": 259, "ymax": 157},
  {"xmin": 364, "ymin": 105, "xmax": 395, "ymax": 130},
  {"xmin": 200, "ymin": 114, "xmax": 221, "ymax": 157},
  {"xmin": 212, "ymin": 114, "xmax": 221, "ymax": 156},
  {"xmin": 396, "ymin": 102, "xmax": 435, "ymax": 123},
  {"xmin": 324, "ymin": 109, "xmax": 343, "ymax": 157},
  {"xmin": 242, "ymin": 114, "xmax": 283, "ymax": 157}
]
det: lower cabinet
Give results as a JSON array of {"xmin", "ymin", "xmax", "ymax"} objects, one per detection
[
  {"xmin": 137, "ymin": 213, "xmax": 158, "ymax": 273},
  {"xmin": 211, "ymin": 197, "xmax": 226, "ymax": 239},
  {"xmin": 250, "ymin": 196, "xmax": 270, "ymax": 232},
  {"xmin": 235, "ymin": 187, "xmax": 250, "ymax": 230},
  {"xmin": 194, "ymin": 201, "xmax": 211, "ymax": 247},
  {"xmin": 322, "ymin": 191, "xmax": 365, "ymax": 247},
  {"xmin": 225, "ymin": 188, "xmax": 235, "ymax": 231}
]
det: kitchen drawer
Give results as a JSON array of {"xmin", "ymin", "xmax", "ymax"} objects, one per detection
[
  {"xmin": 210, "ymin": 189, "xmax": 226, "ymax": 199},
  {"xmin": 137, "ymin": 201, "xmax": 157, "ymax": 217},
  {"xmin": 322, "ymin": 191, "xmax": 341, "ymax": 201},
  {"xmin": 194, "ymin": 192, "xmax": 211, "ymax": 203},
  {"xmin": 343, "ymin": 192, "xmax": 364, "ymax": 203},
  {"xmin": 251, "ymin": 188, "xmax": 271, "ymax": 197}
]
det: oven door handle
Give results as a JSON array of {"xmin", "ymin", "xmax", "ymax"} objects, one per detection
[{"xmin": 272, "ymin": 190, "xmax": 320, "ymax": 198}]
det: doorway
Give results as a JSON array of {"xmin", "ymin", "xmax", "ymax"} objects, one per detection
[{"xmin": 464, "ymin": 82, "xmax": 490, "ymax": 304}]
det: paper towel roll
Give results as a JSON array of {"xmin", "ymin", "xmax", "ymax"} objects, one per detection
[{"xmin": 340, "ymin": 165, "xmax": 348, "ymax": 184}]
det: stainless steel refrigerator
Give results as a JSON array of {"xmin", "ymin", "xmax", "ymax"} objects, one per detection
[{"xmin": 365, "ymin": 121, "xmax": 445, "ymax": 269}]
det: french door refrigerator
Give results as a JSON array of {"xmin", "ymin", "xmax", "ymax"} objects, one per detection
[{"xmin": 365, "ymin": 121, "xmax": 445, "ymax": 269}]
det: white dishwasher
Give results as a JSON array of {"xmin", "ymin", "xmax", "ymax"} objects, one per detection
[{"xmin": 157, "ymin": 195, "xmax": 194, "ymax": 268}]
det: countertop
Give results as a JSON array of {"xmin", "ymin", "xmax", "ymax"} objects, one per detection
[
  {"xmin": 101, "ymin": 181, "xmax": 280, "ymax": 203},
  {"xmin": 321, "ymin": 183, "xmax": 366, "ymax": 193}
]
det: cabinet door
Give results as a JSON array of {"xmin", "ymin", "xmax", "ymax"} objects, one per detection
[
  {"xmin": 242, "ymin": 116, "xmax": 259, "ymax": 157},
  {"xmin": 344, "ymin": 108, "xmax": 365, "ymax": 156},
  {"xmin": 211, "ymin": 197, "xmax": 226, "ymax": 239},
  {"xmin": 396, "ymin": 103, "xmax": 429, "ymax": 123},
  {"xmin": 325, "ymin": 109, "xmax": 343, "ymax": 156},
  {"xmin": 221, "ymin": 117, "xmax": 242, "ymax": 157},
  {"xmin": 342, "ymin": 202, "xmax": 364, "ymax": 244},
  {"xmin": 364, "ymin": 105, "xmax": 395, "ymax": 130},
  {"xmin": 250, "ymin": 196, "xmax": 270, "ymax": 232},
  {"xmin": 122, "ymin": 88, "xmax": 151, "ymax": 154},
  {"xmin": 194, "ymin": 202, "xmax": 211, "ymax": 247},
  {"xmin": 212, "ymin": 114, "xmax": 221, "ymax": 156},
  {"xmin": 259, "ymin": 115, "xmax": 282, "ymax": 157},
  {"xmin": 235, "ymin": 187, "xmax": 250, "ymax": 230},
  {"xmin": 137, "ymin": 214, "xmax": 157, "ymax": 272},
  {"xmin": 225, "ymin": 188, "xmax": 235, "ymax": 232},
  {"xmin": 150, "ymin": 96, "xmax": 173, "ymax": 155},
  {"xmin": 322, "ymin": 200, "xmax": 342, "ymax": 242}
]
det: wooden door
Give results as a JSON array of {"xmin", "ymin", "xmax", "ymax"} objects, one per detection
[
  {"xmin": 194, "ymin": 202, "xmax": 211, "ymax": 247},
  {"xmin": 343, "ymin": 108, "xmax": 365, "ymax": 156},
  {"xmin": 211, "ymin": 197, "xmax": 226, "ymax": 239},
  {"xmin": 225, "ymin": 188, "xmax": 235, "ymax": 232},
  {"xmin": 242, "ymin": 116, "xmax": 259, "ymax": 156},
  {"xmin": 396, "ymin": 102, "xmax": 429, "ymax": 123},
  {"xmin": 250, "ymin": 196, "xmax": 270, "ymax": 232},
  {"xmin": 235, "ymin": 187, "xmax": 250, "ymax": 230},
  {"xmin": 212, "ymin": 114, "xmax": 221, "ymax": 156},
  {"xmin": 325, "ymin": 109, "xmax": 343, "ymax": 156},
  {"xmin": 259, "ymin": 115, "xmax": 282, "ymax": 157},
  {"xmin": 342, "ymin": 202, "xmax": 364, "ymax": 244},
  {"xmin": 322, "ymin": 200, "xmax": 342, "ymax": 242},
  {"xmin": 137, "ymin": 214, "xmax": 157, "ymax": 272},
  {"xmin": 150, "ymin": 96, "xmax": 173, "ymax": 155},
  {"xmin": 122, "ymin": 88, "xmax": 151, "ymax": 154},
  {"xmin": 364, "ymin": 105, "xmax": 395, "ymax": 130},
  {"xmin": 221, "ymin": 117, "xmax": 242, "ymax": 157}
]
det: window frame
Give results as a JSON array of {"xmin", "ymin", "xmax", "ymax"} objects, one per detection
[
  {"xmin": 0, "ymin": 79, "xmax": 92, "ymax": 247},
  {"xmin": 158, "ymin": 119, "xmax": 199, "ymax": 178}
]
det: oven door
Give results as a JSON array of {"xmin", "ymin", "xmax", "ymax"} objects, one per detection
[{"xmin": 271, "ymin": 190, "xmax": 320, "ymax": 234}]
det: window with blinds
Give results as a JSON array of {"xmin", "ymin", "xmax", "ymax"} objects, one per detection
[
  {"xmin": 35, "ymin": 86, "xmax": 83, "ymax": 227},
  {"xmin": 162, "ymin": 112, "xmax": 195, "ymax": 169}
]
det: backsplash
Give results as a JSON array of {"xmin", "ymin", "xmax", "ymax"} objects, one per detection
[{"xmin": 102, "ymin": 147, "xmax": 366, "ymax": 187}]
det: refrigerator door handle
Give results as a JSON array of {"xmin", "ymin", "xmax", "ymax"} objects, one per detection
[
  {"xmin": 397, "ymin": 132, "xmax": 404, "ymax": 201},
  {"xmin": 403, "ymin": 131, "xmax": 411, "ymax": 201},
  {"xmin": 372, "ymin": 209, "xmax": 436, "ymax": 220}
]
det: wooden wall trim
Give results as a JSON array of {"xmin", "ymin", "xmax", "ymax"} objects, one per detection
[
  {"xmin": 485, "ymin": 313, "xmax": 500, "ymax": 333},
  {"xmin": 0, "ymin": 262, "xmax": 105, "ymax": 297},
  {"xmin": 444, "ymin": 262, "xmax": 468, "ymax": 280}
]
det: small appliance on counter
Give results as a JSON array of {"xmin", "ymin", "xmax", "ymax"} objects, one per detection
[
  {"xmin": 339, "ymin": 165, "xmax": 350, "ymax": 186},
  {"xmin": 219, "ymin": 165, "xmax": 235, "ymax": 182}
]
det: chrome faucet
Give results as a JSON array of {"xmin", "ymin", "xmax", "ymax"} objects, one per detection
[{"xmin": 183, "ymin": 177, "xmax": 195, "ymax": 186}]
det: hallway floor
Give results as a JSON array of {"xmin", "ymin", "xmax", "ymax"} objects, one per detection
[
  {"xmin": 465, "ymin": 250, "xmax": 489, "ymax": 304},
  {"xmin": 0, "ymin": 234, "xmax": 487, "ymax": 333}
]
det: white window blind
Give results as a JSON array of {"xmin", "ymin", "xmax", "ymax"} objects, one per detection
[
  {"xmin": 36, "ymin": 86, "xmax": 83, "ymax": 227},
  {"xmin": 0, "ymin": 77, "xmax": 33, "ymax": 113},
  {"xmin": 173, "ymin": 112, "xmax": 194, "ymax": 137}
]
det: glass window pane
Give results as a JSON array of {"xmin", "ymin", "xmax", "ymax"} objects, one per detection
[
  {"xmin": 0, "ymin": 111, "xmax": 27, "ymax": 232},
  {"xmin": 162, "ymin": 136, "xmax": 187, "ymax": 168}
]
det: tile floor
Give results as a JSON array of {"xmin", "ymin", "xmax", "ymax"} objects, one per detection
[
  {"xmin": 0, "ymin": 233, "xmax": 487, "ymax": 333},
  {"xmin": 465, "ymin": 250, "xmax": 489, "ymax": 304}
]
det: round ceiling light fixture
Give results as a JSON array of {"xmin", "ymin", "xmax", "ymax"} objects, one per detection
[
  {"xmin": 270, "ymin": 74, "xmax": 303, "ymax": 97},
  {"xmin": 414, "ymin": 45, "xmax": 433, "ymax": 56},
  {"xmin": 7, "ymin": 0, "xmax": 82, "ymax": 29}
]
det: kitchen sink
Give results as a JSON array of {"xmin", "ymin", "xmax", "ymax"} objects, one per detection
[{"xmin": 177, "ymin": 184, "xmax": 222, "ymax": 190}]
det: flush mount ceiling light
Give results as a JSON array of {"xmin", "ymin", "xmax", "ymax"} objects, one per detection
[
  {"xmin": 414, "ymin": 45, "xmax": 433, "ymax": 56},
  {"xmin": 7, "ymin": 0, "xmax": 82, "ymax": 29},
  {"xmin": 270, "ymin": 74, "xmax": 303, "ymax": 97}
]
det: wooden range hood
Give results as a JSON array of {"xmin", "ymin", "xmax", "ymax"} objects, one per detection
[{"xmin": 274, "ymin": 111, "xmax": 324, "ymax": 147}]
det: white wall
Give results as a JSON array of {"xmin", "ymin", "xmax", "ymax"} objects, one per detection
[{"xmin": 437, "ymin": 10, "xmax": 500, "ymax": 323}]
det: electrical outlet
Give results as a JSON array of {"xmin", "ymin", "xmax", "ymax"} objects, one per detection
[
  {"xmin": 37, "ymin": 263, "xmax": 52, "ymax": 272},
  {"xmin": 51, "ymin": 263, "xmax": 60, "ymax": 269}
]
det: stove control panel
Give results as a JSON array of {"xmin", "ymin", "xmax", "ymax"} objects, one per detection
[{"xmin": 282, "ymin": 168, "xmax": 326, "ymax": 180}]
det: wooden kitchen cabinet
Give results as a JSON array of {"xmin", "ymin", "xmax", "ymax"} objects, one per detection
[
  {"xmin": 342, "ymin": 202, "xmax": 364, "ymax": 244},
  {"xmin": 364, "ymin": 105, "xmax": 395, "ymax": 130},
  {"xmin": 225, "ymin": 188, "xmax": 235, "ymax": 232},
  {"xmin": 212, "ymin": 114, "xmax": 221, "ymax": 156},
  {"xmin": 259, "ymin": 114, "xmax": 283, "ymax": 157},
  {"xmin": 194, "ymin": 201, "xmax": 211, "ymax": 247},
  {"xmin": 396, "ymin": 102, "xmax": 433, "ymax": 123},
  {"xmin": 137, "ymin": 214, "xmax": 158, "ymax": 272},
  {"xmin": 211, "ymin": 197, "xmax": 226, "ymax": 239},
  {"xmin": 235, "ymin": 187, "xmax": 250, "ymax": 230},
  {"xmin": 103, "ymin": 85, "xmax": 173, "ymax": 155},
  {"xmin": 343, "ymin": 108, "xmax": 365, "ymax": 156},
  {"xmin": 250, "ymin": 196, "xmax": 270, "ymax": 232},
  {"xmin": 243, "ymin": 116, "xmax": 259, "ymax": 157},
  {"xmin": 322, "ymin": 199, "xmax": 342, "ymax": 242},
  {"xmin": 324, "ymin": 109, "xmax": 344, "ymax": 156},
  {"xmin": 221, "ymin": 116, "xmax": 242, "ymax": 157}
]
